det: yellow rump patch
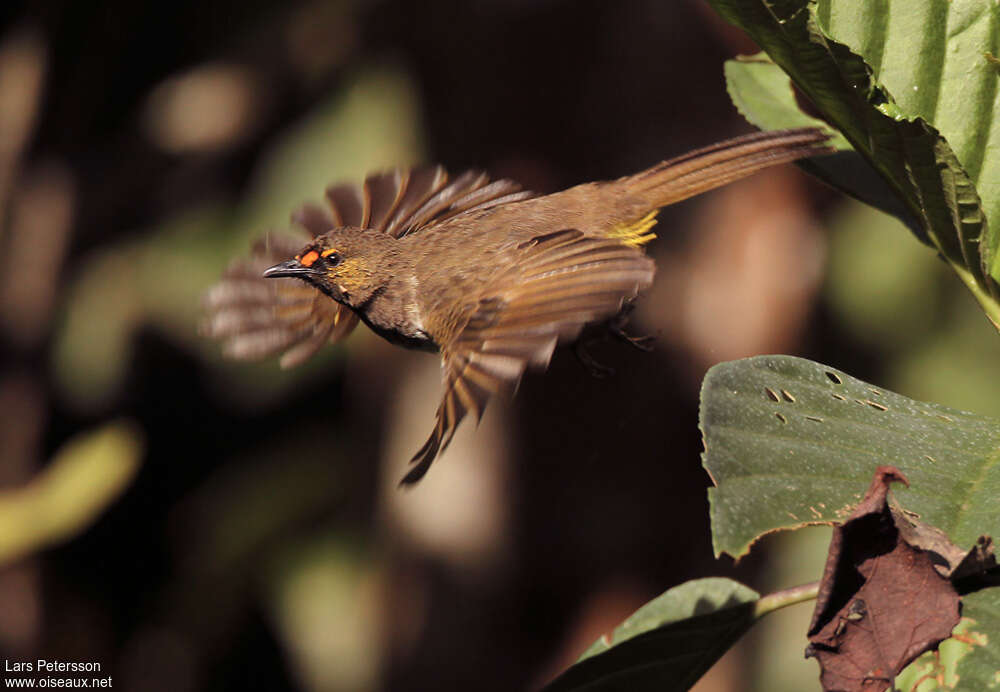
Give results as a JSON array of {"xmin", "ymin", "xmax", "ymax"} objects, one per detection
[{"xmin": 610, "ymin": 210, "xmax": 658, "ymax": 248}]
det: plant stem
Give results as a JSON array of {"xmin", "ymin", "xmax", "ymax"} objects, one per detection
[
  {"xmin": 753, "ymin": 581, "xmax": 819, "ymax": 619},
  {"xmin": 949, "ymin": 260, "xmax": 1000, "ymax": 329}
]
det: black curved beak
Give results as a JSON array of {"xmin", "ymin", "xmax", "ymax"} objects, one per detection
[{"xmin": 262, "ymin": 259, "xmax": 318, "ymax": 279}]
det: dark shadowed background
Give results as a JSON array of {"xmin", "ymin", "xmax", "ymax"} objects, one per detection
[{"xmin": 1, "ymin": 1, "xmax": 996, "ymax": 690}]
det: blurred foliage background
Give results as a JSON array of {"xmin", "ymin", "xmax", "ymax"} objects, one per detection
[{"xmin": 0, "ymin": 1, "xmax": 996, "ymax": 690}]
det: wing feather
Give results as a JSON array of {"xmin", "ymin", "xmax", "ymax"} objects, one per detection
[
  {"xmin": 401, "ymin": 229, "xmax": 654, "ymax": 484},
  {"xmin": 325, "ymin": 183, "xmax": 365, "ymax": 227},
  {"xmin": 384, "ymin": 166, "xmax": 449, "ymax": 232},
  {"xmin": 205, "ymin": 166, "xmax": 537, "ymax": 370},
  {"xmin": 403, "ymin": 170, "xmax": 490, "ymax": 231},
  {"xmin": 364, "ymin": 170, "xmax": 406, "ymax": 231},
  {"xmin": 290, "ymin": 201, "xmax": 335, "ymax": 235},
  {"xmin": 200, "ymin": 231, "xmax": 356, "ymax": 366}
]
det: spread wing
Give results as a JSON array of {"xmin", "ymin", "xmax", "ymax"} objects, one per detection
[
  {"xmin": 203, "ymin": 167, "xmax": 536, "ymax": 368},
  {"xmin": 401, "ymin": 229, "xmax": 655, "ymax": 485},
  {"xmin": 324, "ymin": 165, "xmax": 535, "ymax": 237},
  {"xmin": 201, "ymin": 232, "xmax": 360, "ymax": 368}
]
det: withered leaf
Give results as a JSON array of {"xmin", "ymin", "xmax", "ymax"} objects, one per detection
[
  {"xmin": 805, "ymin": 466, "xmax": 961, "ymax": 692},
  {"xmin": 891, "ymin": 509, "xmax": 996, "ymax": 582}
]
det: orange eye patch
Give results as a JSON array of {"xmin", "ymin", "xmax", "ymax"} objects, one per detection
[
  {"xmin": 299, "ymin": 250, "xmax": 320, "ymax": 267},
  {"xmin": 321, "ymin": 248, "xmax": 338, "ymax": 258}
]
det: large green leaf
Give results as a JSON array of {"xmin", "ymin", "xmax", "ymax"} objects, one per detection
[
  {"xmin": 816, "ymin": 0, "xmax": 1000, "ymax": 240},
  {"xmin": 711, "ymin": 0, "xmax": 1000, "ymax": 321},
  {"xmin": 700, "ymin": 356, "xmax": 1000, "ymax": 691},
  {"xmin": 542, "ymin": 578, "xmax": 759, "ymax": 692},
  {"xmin": 726, "ymin": 57, "xmax": 922, "ymax": 238},
  {"xmin": 700, "ymin": 355, "xmax": 1000, "ymax": 558}
]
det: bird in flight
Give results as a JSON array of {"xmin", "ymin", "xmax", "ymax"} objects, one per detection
[{"xmin": 203, "ymin": 127, "xmax": 831, "ymax": 484}]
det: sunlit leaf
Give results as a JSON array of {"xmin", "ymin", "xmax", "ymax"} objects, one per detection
[
  {"xmin": 700, "ymin": 355, "xmax": 1000, "ymax": 558},
  {"xmin": 713, "ymin": 0, "xmax": 1000, "ymax": 322},
  {"xmin": 700, "ymin": 355, "xmax": 1000, "ymax": 691}
]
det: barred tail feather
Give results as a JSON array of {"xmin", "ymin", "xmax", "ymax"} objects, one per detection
[{"xmin": 623, "ymin": 127, "xmax": 832, "ymax": 211}]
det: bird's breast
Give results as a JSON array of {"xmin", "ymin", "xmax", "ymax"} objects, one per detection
[{"xmin": 351, "ymin": 273, "xmax": 439, "ymax": 352}]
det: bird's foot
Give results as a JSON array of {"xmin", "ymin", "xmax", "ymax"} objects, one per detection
[
  {"xmin": 610, "ymin": 324, "xmax": 655, "ymax": 352},
  {"xmin": 608, "ymin": 308, "xmax": 655, "ymax": 352},
  {"xmin": 574, "ymin": 340, "xmax": 615, "ymax": 378}
]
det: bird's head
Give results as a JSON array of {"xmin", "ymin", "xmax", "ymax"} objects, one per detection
[{"xmin": 263, "ymin": 227, "xmax": 396, "ymax": 307}]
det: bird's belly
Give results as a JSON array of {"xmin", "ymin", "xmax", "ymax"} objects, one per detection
[{"xmin": 357, "ymin": 312, "xmax": 438, "ymax": 352}]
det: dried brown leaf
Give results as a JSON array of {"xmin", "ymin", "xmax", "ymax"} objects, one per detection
[{"xmin": 805, "ymin": 467, "xmax": 961, "ymax": 692}]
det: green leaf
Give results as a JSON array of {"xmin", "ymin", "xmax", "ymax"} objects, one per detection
[
  {"xmin": 726, "ymin": 57, "xmax": 922, "ymax": 238},
  {"xmin": 724, "ymin": 55, "xmax": 842, "ymax": 137},
  {"xmin": 815, "ymin": 1, "xmax": 1000, "ymax": 246},
  {"xmin": 949, "ymin": 589, "xmax": 1000, "ymax": 690},
  {"xmin": 700, "ymin": 356, "xmax": 1000, "ymax": 690},
  {"xmin": 700, "ymin": 355, "xmax": 1000, "ymax": 559},
  {"xmin": 893, "ymin": 606, "xmax": 999, "ymax": 691},
  {"xmin": 543, "ymin": 578, "xmax": 759, "ymax": 692},
  {"xmin": 712, "ymin": 0, "xmax": 1000, "ymax": 321},
  {"xmin": 0, "ymin": 420, "xmax": 143, "ymax": 565},
  {"xmin": 264, "ymin": 536, "xmax": 378, "ymax": 691}
]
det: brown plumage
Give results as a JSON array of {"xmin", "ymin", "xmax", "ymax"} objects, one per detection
[{"xmin": 203, "ymin": 127, "xmax": 832, "ymax": 484}]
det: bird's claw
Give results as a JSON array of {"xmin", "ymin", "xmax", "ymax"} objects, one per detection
[
  {"xmin": 608, "ymin": 304, "xmax": 655, "ymax": 352},
  {"xmin": 610, "ymin": 325, "xmax": 655, "ymax": 352},
  {"xmin": 574, "ymin": 340, "xmax": 615, "ymax": 378}
]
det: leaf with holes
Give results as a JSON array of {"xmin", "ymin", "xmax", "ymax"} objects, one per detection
[
  {"xmin": 711, "ymin": 0, "xmax": 1000, "ymax": 322},
  {"xmin": 542, "ymin": 578, "xmax": 760, "ymax": 692},
  {"xmin": 700, "ymin": 355, "xmax": 1000, "ymax": 690},
  {"xmin": 700, "ymin": 355, "xmax": 1000, "ymax": 555}
]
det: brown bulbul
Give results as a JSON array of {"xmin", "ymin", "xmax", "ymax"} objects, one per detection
[{"xmin": 203, "ymin": 127, "xmax": 831, "ymax": 484}]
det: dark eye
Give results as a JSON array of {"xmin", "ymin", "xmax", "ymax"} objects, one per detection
[{"xmin": 325, "ymin": 252, "xmax": 342, "ymax": 268}]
